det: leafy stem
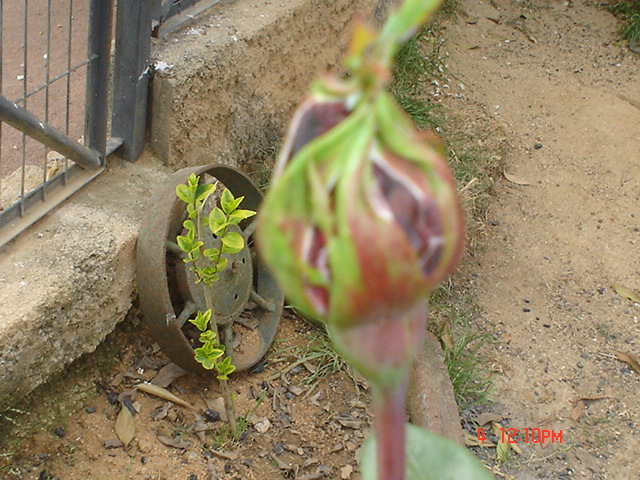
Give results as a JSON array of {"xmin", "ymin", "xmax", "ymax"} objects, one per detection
[{"xmin": 175, "ymin": 173, "xmax": 256, "ymax": 437}]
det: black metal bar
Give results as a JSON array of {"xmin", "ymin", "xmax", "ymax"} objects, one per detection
[
  {"xmin": 0, "ymin": 0, "xmax": 4, "ymax": 210},
  {"xmin": 111, "ymin": 0, "xmax": 152, "ymax": 161},
  {"xmin": 0, "ymin": 94, "xmax": 102, "ymax": 170},
  {"xmin": 85, "ymin": 0, "xmax": 114, "ymax": 158}
]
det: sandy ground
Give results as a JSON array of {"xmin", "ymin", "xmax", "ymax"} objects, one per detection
[{"xmin": 441, "ymin": 1, "xmax": 640, "ymax": 478}]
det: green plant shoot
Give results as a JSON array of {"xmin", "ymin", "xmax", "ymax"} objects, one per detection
[{"xmin": 175, "ymin": 174, "xmax": 255, "ymax": 380}]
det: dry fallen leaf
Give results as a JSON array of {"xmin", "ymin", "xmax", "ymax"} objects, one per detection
[
  {"xmin": 151, "ymin": 362, "xmax": 188, "ymax": 388},
  {"xmin": 157, "ymin": 434, "xmax": 189, "ymax": 450},
  {"xmin": 491, "ymin": 422, "xmax": 522, "ymax": 455},
  {"xmin": 115, "ymin": 405, "xmax": 135, "ymax": 447},
  {"xmin": 571, "ymin": 400, "xmax": 585, "ymax": 422},
  {"xmin": 503, "ymin": 170, "xmax": 530, "ymax": 186},
  {"xmin": 611, "ymin": 284, "xmax": 640, "ymax": 303},
  {"xmin": 464, "ymin": 433, "xmax": 496, "ymax": 448},
  {"xmin": 476, "ymin": 412, "xmax": 503, "ymax": 426},
  {"xmin": 614, "ymin": 351, "xmax": 640, "ymax": 374},
  {"xmin": 136, "ymin": 383, "xmax": 195, "ymax": 409},
  {"xmin": 210, "ymin": 449, "xmax": 239, "ymax": 461}
]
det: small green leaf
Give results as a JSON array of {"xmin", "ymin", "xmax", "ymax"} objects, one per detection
[
  {"xmin": 176, "ymin": 184, "xmax": 193, "ymax": 204},
  {"xmin": 190, "ymin": 240, "xmax": 204, "ymax": 253},
  {"xmin": 195, "ymin": 182, "xmax": 215, "ymax": 202},
  {"xmin": 203, "ymin": 248, "xmax": 220, "ymax": 261},
  {"xmin": 194, "ymin": 348, "xmax": 217, "ymax": 369},
  {"xmin": 216, "ymin": 356, "xmax": 236, "ymax": 380},
  {"xmin": 189, "ymin": 309, "xmax": 211, "ymax": 331},
  {"xmin": 186, "ymin": 203, "xmax": 198, "ymax": 219},
  {"xmin": 228, "ymin": 209, "xmax": 256, "ymax": 225},
  {"xmin": 187, "ymin": 173, "xmax": 199, "ymax": 187},
  {"xmin": 361, "ymin": 424, "xmax": 495, "ymax": 480},
  {"xmin": 221, "ymin": 189, "xmax": 235, "ymax": 215},
  {"xmin": 209, "ymin": 207, "xmax": 227, "ymax": 235},
  {"xmin": 199, "ymin": 265, "xmax": 219, "ymax": 284},
  {"xmin": 176, "ymin": 235, "xmax": 192, "ymax": 253},
  {"xmin": 215, "ymin": 257, "xmax": 228, "ymax": 273},
  {"xmin": 229, "ymin": 196, "xmax": 244, "ymax": 212},
  {"xmin": 182, "ymin": 219, "xmax": 195, "ymax": 231},
  {"xmin": 199, "ymin": 329, "xmax": 217, "ymax": 344},
  {"xmin": 221, "ymin": 231, "xmax": 244, "ymax": 253}
]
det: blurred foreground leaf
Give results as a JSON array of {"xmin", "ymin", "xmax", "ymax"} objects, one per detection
[{"xmin": 361, "ymin": 423, "xmax": 495, "ymax": 480}]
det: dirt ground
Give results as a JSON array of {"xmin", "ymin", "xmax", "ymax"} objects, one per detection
[
  {"xmin": 442, "ymin": 0, "xmax": 640, "ymax": 479},
  {"xmin": 1, "ymin": 1, "xmax": 639, "ymax": 479}
]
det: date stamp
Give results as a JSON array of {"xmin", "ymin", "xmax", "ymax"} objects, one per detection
[{"xmin": 477, "ymin": 427, "xmax": 563, "ymax": 444}]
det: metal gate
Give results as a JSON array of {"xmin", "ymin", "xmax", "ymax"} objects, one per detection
[
  {"xmin": 0, "ymin": 0, "xmax": 215, "ymax": 247},
  {"xmin": 0, "ymin": 0, "xmax": 121, "ymax": 247}
]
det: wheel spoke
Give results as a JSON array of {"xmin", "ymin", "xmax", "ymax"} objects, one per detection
[
  {"xmin": 166, "ymin": 241, "xmax": 183, "ymax": 257},
  {"xmin": 176, "ymin": 301, "xmax": 198, "ymax": 328},
  {"xmin": 242, "ymin": 219, "xmax": 257, "ymax": 240},
  {"xmin": 250, "ymin": 288, "xmax": 274, "ymax": 312}
]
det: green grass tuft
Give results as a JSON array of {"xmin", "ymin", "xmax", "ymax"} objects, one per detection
[
  {"xmin": 390, "ymin": 26, "xmax": 448, "ymax": 130},
  {"xmin": 606, "ymin": 1, "xmax": 640, "ymax": 51},
  {"xmin": 428, "ymin": 288, "xmax": 493, "ymax": 409},
  {"xmin": 268, "ymin": 328, "xmax": 361, "ymax": 393}
]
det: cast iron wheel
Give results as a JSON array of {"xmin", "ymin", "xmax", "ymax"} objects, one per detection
[{"xmin": 136, "ymin": 164, "xmax": 283, "ymax": 374}]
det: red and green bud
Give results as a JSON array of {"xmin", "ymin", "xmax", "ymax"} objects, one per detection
[{"xmin": 257, "ymin": 80, "xmax": 463, "ymax": 385}]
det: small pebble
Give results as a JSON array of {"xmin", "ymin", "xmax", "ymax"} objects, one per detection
[
  {"xmin": 86, "ymin": 406, "xmax": 97, "ymax": 414},
  {"xmin": 203, "ymin": 409, "xmax": 220, "ymax": 423},
  {"xmin": 187, "ymin": 475, "xmax": 197, "ymax": 480},
  {"xmin": 103, "ymin": 439, "xmax": 124, "ymax": 449},
  {"xmin": 534, "ymin": 142, "xmax": 543, "ymax": 149},
  {"xmin": 523, "ymin": 308, "xmax": 531, "ymax": 312},
  {"xmin": 224, "ymin": 463, "xmax": 232, "ymax": 474},
  {"xmin": 106, "ymin": 391, "xmax": 119, "ymax": 405},
  {"xmin": 249, "ymin": 361, "xmax": 265, "ymax": 374},
  {"xmin": 141, "ymin": 457, "xmax": 147, "ymax": 465},
  {"xmin": 274, "ymin": 441, "xmax": 284, "ymax": 455},
  {"xmin": 53, "ymin": 428, "xmax": 65, "ymax": 438}
]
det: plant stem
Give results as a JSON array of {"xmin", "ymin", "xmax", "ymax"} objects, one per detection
[
  {"xmin": 220, "ymin": 375, "xmax": 237, "ymax": 436},
  {"xmin": 373, "ymin": 380, "xmax": 408, "ymax": 480}
]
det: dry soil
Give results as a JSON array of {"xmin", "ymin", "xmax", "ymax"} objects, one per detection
[{"xmin": 1, "ymin": 1, "xmax": 639, "ymax": 480}]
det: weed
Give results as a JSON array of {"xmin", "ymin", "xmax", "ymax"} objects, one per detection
[
  {"xmin": 390, "ymin": 25, "xmax": 447, "ymax": 131},
  {"xmin": 605, "ymin": 1, "xmax": 640, "ymax": 50},
  {"xmin": 209, "ymin": 394, "xmax": 265, "ymax": 449},
  {"xmin": 428, "ymin": 288, "xmax": 493, "ymax": 409},
  {"xmin": 268, "ymin": 329, "xmax": 360, "ymax": 393},
  {"xmin": 246, "ymin": 142, "xmax": 279, "ymax": 192},
  {"xmin": 440, "ymin": 0, "xmax": 462, "ymax": 17}
]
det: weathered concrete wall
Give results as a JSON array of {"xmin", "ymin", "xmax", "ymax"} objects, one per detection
[
  {"xmin": 149, "ymin": 0, "xmax": 396, "ymax": 172},
  {"xmin": 0, "ymin": 156, "xmax": 167, "ymax": 407},
  {"xmin": 0, "ymin": 0, "xmax": 396, "ymax": 408}
]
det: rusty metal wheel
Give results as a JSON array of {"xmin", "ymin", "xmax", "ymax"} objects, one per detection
[{"xmin": 136, "ymin": 164, "xmax": 283, "ymax": 374}]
